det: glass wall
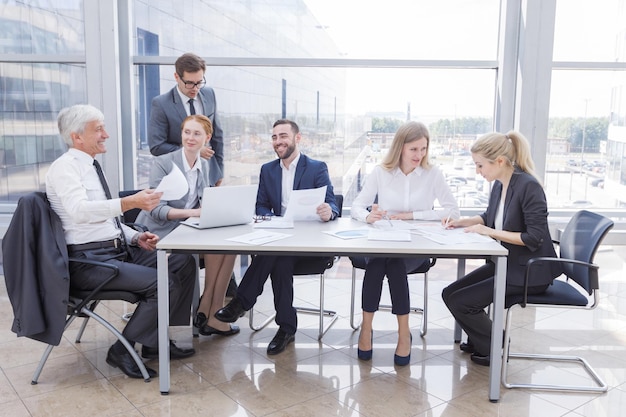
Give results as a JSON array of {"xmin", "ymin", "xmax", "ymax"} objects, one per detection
[
  {"xmin": 2, "ymin": 0, "xmax": 626, "ymax": 214},
  {"xmin": 549, "ymin": 0, "xmax": 626, "ymax": 209},
  {"xmin": 0, "ymin": 1, "xmax": 87, "ymax": 202},
  {"xmin": 131, "ymin": 0, "xmax": 500, "ymax": 207}
]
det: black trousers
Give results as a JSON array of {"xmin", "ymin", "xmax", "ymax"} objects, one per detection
[
  {"xmin": 69, "ymin": 245, "xmax": 195, "ymax": 348},
  {"xmin": 441, "ymin": 261, "xmax": 548, "ymax": 356},
  {"xmin": 361, "ymin": 257, "xmax": 428, "ymax": 315},
  {"xmin": 238, "ymin": 254, "xmax": 317, "ymax": 335}
]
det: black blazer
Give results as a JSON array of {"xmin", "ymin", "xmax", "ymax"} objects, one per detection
[
  {"xmin": 2, "ymin": 192, "xmax": 69, "ymax": 345},
  {"xmin": 481, "ymin": 170, "xmax": 562, "ymax": 286}
]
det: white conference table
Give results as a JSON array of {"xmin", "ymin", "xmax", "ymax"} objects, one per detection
[{"xmin": 156, "ymin": 218, "xmax": 508, "ymax": 401}]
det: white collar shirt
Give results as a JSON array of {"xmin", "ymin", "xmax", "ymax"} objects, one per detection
[
  {"xmin": 45, "ymin": 148, "xmax": 135, "ymax": 245},
  {"xmin": 351, "ymin": 164, "xmax": 460, "ymax": 222},
  {"xmin": 176, "ymin": 87, "xmax": 204, "ymax": 116},
  {"xmin": 280, "ymin": 152, "xmax": 301, "ymax": 215},
  {"xmin": 182, "ymin": 152, "xmax": 202, "ymax": 209}
]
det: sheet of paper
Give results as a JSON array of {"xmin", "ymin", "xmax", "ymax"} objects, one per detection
[
  {"xmin": 155, "ymin": 164, "xmax": 188, "ymax": 200},
  {"xmin": 252, "ymin": 218, "xmax": 294, "ymax": 229},
  {"xmin": 323, "ymin": 228, "xmax": 370, "ymax": 240},
  {"xmin": 368, "ymin": 228, "xmax": 411, "ymax": 241},
  {"xmin": 180, "ymin": 217, "xmax": 200, "ymax": 227},
  {"xmin": 283, "ymin": 186, "xmax": 327, "ymax": 221},
  {"xmin": 413, "ymin": 227, "xmax": 494, "ymax": 245},
  {"xmin": 227, "ymin": 230, "xmax": 292, "ymax": 245},
  {"xmin": 373, "ymin": 219, "xmax": 420, "ymax": 230}
]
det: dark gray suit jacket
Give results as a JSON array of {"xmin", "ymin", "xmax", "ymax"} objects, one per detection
[
  {"xmin": 2, "ymin": 192, "xmax": 69, "ymax": 346},
  {"xmin": 148, "ymin": 86, "xmax": 224, "ymax": 179}
]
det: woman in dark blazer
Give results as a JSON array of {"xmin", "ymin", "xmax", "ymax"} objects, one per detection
[
  {"xmin": 137, "ymin": 115, "xmax": 238, "ymax": 337},
  {"xmin": 441, "ymin": 131, "xmax": 562, "ymax": 366}
]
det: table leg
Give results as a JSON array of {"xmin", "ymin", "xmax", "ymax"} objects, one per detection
[
  {"xmin": 488, "ymin": 255, "xmax": 507, "ymax": 402},
  {"xmin": 157, "ymin": 250, "xmax": 170, "ymax": 395},
  {"xmin": 454, "ymin": 259, "xmax": 466, "ymax": 343}
]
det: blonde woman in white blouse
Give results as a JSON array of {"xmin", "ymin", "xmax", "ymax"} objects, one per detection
[{"xmin": 351, "ymin": 121, "xmax": 459, "ymax": 366}]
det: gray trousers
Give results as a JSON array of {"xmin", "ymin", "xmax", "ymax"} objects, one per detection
[{"xmin": 69, "ymin": 245, "xmax": 195, "ymax": 348}]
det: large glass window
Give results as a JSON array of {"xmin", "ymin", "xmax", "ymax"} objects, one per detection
[
  {"xmin": 134, "ymin": 65, "xmax": 495, "ymax": 207},
  {"xmin": 553, "ymin": 0, "xmax": 624, "ymax": 62},
  {"xmin": 132, "ymin": 0, "xmax": 499, "ymax": 208},
  {"xmin": 0, "ymin": 62, "xmax": 86, "ymax": 202},
  {"xmin": 0, "ymin": 1, "xmax": 87, "ymax": 202},
  {"xmin": 133, "ymin": 0, "xmax": 499, "ymax": 60},
  {"xmin": 550, "ymin": 0, "xmax": 626, "ymax": 209}
]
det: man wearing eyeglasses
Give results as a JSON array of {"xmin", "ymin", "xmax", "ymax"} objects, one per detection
[
  {"xmin": 148, "ymin": 52, "xmax": 224, "ymax": 186},
  {"xmin": 148, "ymin": 53, "xmax": 239, "ymax": 298}
]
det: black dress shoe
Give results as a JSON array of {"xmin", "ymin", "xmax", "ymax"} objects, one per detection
[
  {"xmin": 267, "ymin": 329, "xmax": 295, "ymax": 355},
  {"xmin": 459, "ymin": 340, "xmax": 475, "ymax": 354},
  {"xmin": 199, "ymin": 324, "xmax": 240, "ymax": 336},
  {"xmin": 106, "ymin": 346, "xmax": 157, "ymax": 379},
  {"xmin": 470, "ymin": 352, "xmax": 490, "ymax": 366},
  {"xmin": 142, "ymin": 340, "xmax": 196, "ymax": 360},
  {"xmin": 215, "ymin": 297, "xmax": 246, "ymax": 323}
]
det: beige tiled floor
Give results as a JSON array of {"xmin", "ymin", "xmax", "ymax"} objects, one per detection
[{"xmin": 1, "ymin": 247, "xmax": 625, "ymax": 417}]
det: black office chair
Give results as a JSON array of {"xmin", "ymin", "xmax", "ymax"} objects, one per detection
[
  {"xmin": 3, "ymin": 192, "xmax": 152, "ymax": 383},
  {"xmin": 349, "ymin": 257, "xmax": 436, "ymax": 337},
  {"xmin": 118, "ymin": 189, "xmax": 148, "ymax": 231},
  {"xmin": 249, "ymin": 194, "xmax": 344, "ymax": 340},
  {"xmin": 502, "ymin": 210, "xmax": 613, "ymax": 392}
]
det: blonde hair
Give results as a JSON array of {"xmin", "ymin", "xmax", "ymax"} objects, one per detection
[
  {"xmin": 381, "ymin": 121, "xmax": 430, "ymax": 170},
  {"xmin": 471, "ymin": 130, "xmax": 539, "ymax": 182}
]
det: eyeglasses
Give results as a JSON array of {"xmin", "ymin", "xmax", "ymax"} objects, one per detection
[
  {"xmin": 179, "ymin": 75, "xmax": 206, "ymax": 90},
  {"xmin": 253, "ymin": 215, "xmax": 272, "ymax": 223}
]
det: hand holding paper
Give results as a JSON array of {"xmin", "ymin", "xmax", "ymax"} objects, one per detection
[
  {"xmin": 155, "ymin": 164, "xmax": 188, "ymax": 200},
  {"xmin": 283, "ymin": 186, "xmax": 327, "ymax": 221}
]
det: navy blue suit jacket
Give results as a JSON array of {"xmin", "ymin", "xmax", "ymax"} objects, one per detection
[
  {"xmin": 148, "ymin": 86, "xmax": 224, "ymax": 179},
  {"xmin": 255, "ymin": 154, "xmax": 339, "ymax": 219},
  {"xmin": 481, "ymin": 170, "xmax": 562, "ymax": 286}
]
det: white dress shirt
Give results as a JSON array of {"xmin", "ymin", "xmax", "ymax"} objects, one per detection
[
  {"xmin": 280, "ymin": 152, "xmax": 300, "ymax": 215},
  {"xmin": 351, "ymin": 164, "xmax": 460, "ymax": 222},
  {"xmin": 176, "ymin": 87, "xmax": 204, "ymax": 116},
  {"xmin": 45, "ymin": 148, "xmax": 136, "ymax": 245},
  {"xmin": 182, "ymin": 153, "xmax": 201, "ymax": 209}
]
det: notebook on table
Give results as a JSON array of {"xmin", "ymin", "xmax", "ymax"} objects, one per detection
[{"xmin": 181, "ymin": 184, "xmax": 258, "ymax": 229}]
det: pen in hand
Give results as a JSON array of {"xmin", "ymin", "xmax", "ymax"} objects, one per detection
[{"xmin": 443, "ymin": 213, "xmax": 451, "ymax": 229}]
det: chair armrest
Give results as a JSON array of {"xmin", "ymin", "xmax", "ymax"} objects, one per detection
[
  {"xmin": 520, "ymin": 256, "xmax": 598, "ymax": 307},
  {"xmin": 68, "ymin": 257, "xmax": 120, "ymax": 312}
]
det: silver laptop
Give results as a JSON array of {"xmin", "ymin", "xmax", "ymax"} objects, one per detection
[{"xmin": 181, "ymin": 184, "xmax": 258, "ymax": 229}]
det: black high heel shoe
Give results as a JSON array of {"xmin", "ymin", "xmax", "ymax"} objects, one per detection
[
  {"xmin": 394, "ymin": 333, "xmax": 412, "ymax": 366},
  {"xmin": 193, "ymin": 311, "xmax": 208, "ymax": 329},
  {"xmin": 357, "ymin": 330, "xmax": 373, "ymax": 361}
]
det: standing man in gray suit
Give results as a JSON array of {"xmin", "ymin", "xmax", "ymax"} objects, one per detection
[
  {"xmin": 148, "ymin": 52, "xmax": 224, "ymax": 186},
  {"xmin": 148, "ymin": 52, "xmax": 238, "ymax": 295}
]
